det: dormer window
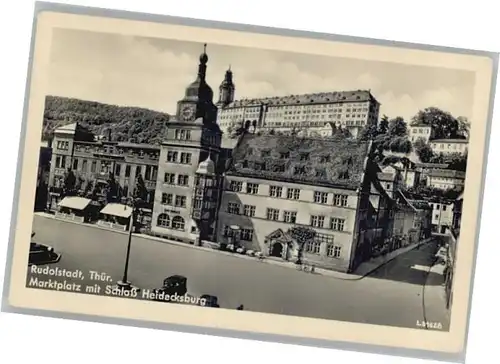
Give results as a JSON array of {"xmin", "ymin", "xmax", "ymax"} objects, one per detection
[
  {"xmin": 294, "ymin": 166, "xmax": 306, "ymax": 175},
  {"xmin": 280, "ymin": 152, "xmax": 290, "ymax": 159},
  {"xmin": 338, "ymin": 170, "xmax": 350, "ymax": 179}
]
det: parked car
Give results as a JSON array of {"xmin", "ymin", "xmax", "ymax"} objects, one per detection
[
  {"xmin": 435, "ymin": 247, "xmax": 447, "ymax": 264},
  {"xmin": 29, "ymin": 242, "xmax": 61, "ymax": 266},
  {"xmin": 200, "ymin": 294, "xmax": 220, "ymax": 308},
  {"xmin": 153, "ymin": 275, "xmax": 187, "ymax": 297}
]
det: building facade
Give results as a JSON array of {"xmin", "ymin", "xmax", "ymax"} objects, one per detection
[
  {"xmin": 426, "ymin": 169, "xmax": 466, "ymax": 190},
  {"xmin": 215, "ymin": 69, "xmax": 381, "ymax": 139},
  {"xmin": 429, "ymin": 138, "xmax": 468, "ymax": 156},
  {"xmin": 47, "ymin": 123, "xmax": 160, "ymax": 211},
  {"xmin": 428, "ymin": 199, "xmax": 454, "ymax": 233},
  {"xmin": 409, "ymin": 124, "xmax": 433, "ymax": 143},
  {"xmin": 217, "ymin": 134, "xmax": 394, "ymax": 273},
  {"xmin": 151, "ymin": 44, "xmax": 223, "ymax": 244}
]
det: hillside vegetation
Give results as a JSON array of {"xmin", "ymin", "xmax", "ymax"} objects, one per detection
[{"xmin": 42, "ymin": 96, "xmax": 170, "ymax": 144}]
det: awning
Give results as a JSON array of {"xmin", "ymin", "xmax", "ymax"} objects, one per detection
[
  {"xmin": 57, "ymin": 196, "xmax": 91, "ymax": 210},
  {"xmin": 100, "ymin": 203, "xmax": 133, "ymax": 218}
]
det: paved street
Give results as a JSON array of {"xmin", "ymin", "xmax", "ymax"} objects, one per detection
[{"xmin": 27, "ymin": 215, "xmax": 449, "ymax": 330}]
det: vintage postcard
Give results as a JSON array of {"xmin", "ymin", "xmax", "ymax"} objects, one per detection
[{"xmin": 2, "ymin": 4, "xmax": 497, "ymax": 361}]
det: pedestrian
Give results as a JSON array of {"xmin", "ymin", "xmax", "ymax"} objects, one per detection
[{"xmin": 236, "ymin": 304, "xmax": 244, "ymax": 311}]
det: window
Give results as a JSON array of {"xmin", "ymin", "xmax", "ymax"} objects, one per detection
[
  {"xmin": 55, "ymin": 156, "xmax": 61, "ymax": 168},
  {"xmin": 91, "ymin": 161, "xmax": 97, "ymax": 173},
  {"xmin": 82, "ymin": 160, "xmax": 88, "ymax": 172},
  {"xmin": 114, "ymin": 163, "xmax": 121, "ymax": 176},
  {"xmin": 125, "ymin": 165, "xmax": 131, "ymax": 177},
  {"xmin": 161, "ymin": 193, "xmax": 173, "ymax": 205},
  {"xmin": 157, "ymin": 213, "xmax": 170, "ymax": 227},
  {"xmin": 193, "ymin": 199, "xmax": 203, "ymax": 209},
  {"xmin": 72, "ymin": 159, "xmax": 78, "ymax": 170},
  {"xmin": 327, "ymin": 244, "xmax": 341, "ymax": 258},
  {"xmin": 442, "ymin": 205, "xmax": 447, "ymax": 211},
  {"xmin": 310, "ymin": 215, "xmax": 325, "ymax": 228},
  {"xmin": 300, "ymin": 153, "xmax": 310, "ymax": 161},
  {"xmin": 228, "ymin": 180, "xmax": 243, "ymax": 192},
  {"xmin": 306, "ymin": 241, "xmax": 321, "ymax": 254},
  {"xmin": 164, "ymin": 173, "xmax": 175, "ymax": 184},
  {"xmin": 333, "ymin": 194, "xmax": 348, "ymax": 207},
  {"xmin": 283, "ymin": 211, "xmax": 297, "ymax": 223},
  {"xmin": 227, "ymin": 202, "xmax": 240, "ymax": 214},
  {"xmin": 330, "ymin": 218, "xmax": 345, "ymax": 231},
  {"xmin": 314, "ymin": 191, "xmax": 328, "ymax": 204},
  {"xmin": 135, "ymin": 166, "xmax": 141, "ymax": 177},
  {"xmin": 279, "ymin": 152, "xmax": 290, "ymax": 159},
  {"xmin": 246, "ymin": 183, "xmax": 259, "ymax": 194},
  {"xmin": 266, "ymin": 208, "xmax": 280, "ymax": 221},
  {"xmin": 175, "ymin": 129, "xmax": 191, "ymax": 140},
  {"xmin": 175, "ymin": 196, "xmax": 187, "ymax": 208},
  {"xmin": 177, "ymin": 175, "xmax": 189, "ymax": 186},
  {"xmin": 171, "ymin": 216, "xmax": 185, "ymax": 230},
  {"xmin": 287, "ymin": 188, "xmax": 300, "ymax": 200},
  {"xmin": 269, "ymin": 186, "xmax": 283, "ymax": 198},
  {"xmin": 180, "ymin": 152, "xmax": 192, "ymax": 164},
  {"xmin": 241, "ymin": 229, "xmax": 254, "ymax": 241},
  {"xmin": 57, "ymin": 141, "xmax": 69, "ymax": 150},
  {"xmin": 61, "ymin": 156, "xmax": 66, "ymax": 169},
  {"xmin": 243, "ymin": 205, "xmax": 256, "ymax": 217},
  {"xmin": 223, "ymin": 225, "xmax": 233, "ymax": 237},
  {"xmin": 167, "ymin": 151, "xmax": 178, "ymax": 162},
  {"xmin": 386, "ymin": 183, "xmax": 391, "ymax": 190}
]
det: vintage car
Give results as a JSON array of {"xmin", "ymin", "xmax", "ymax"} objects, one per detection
[
  {"xmin": 200, "ymin": 294, "xmax": 220, "ymax": 308},
  {"xmin": 152, "ymin": 275, "xmax": 188, "ymax": 298},
  {"xmin": 28, "ymin": 241, "xmax": 61, "ymax": 266}
]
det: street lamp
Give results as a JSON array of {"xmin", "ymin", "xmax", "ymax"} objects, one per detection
[{"xmin": 116, "ymin": 196, "xmax": 141, "ymax": 291}]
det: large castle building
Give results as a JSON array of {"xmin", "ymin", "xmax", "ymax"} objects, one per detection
[{"xmin": 215, "ymin": 68, "xmax": 381, "ymax": 138}]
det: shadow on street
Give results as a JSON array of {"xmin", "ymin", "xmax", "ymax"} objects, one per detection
[{"xmin": 366, "ymin": 240, "xmax": 444, "ymax": 286}]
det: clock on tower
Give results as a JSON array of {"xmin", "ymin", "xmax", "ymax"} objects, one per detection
[{"xmin": 180, "ymin": 104, "xmax": 196, "ymax": 121}]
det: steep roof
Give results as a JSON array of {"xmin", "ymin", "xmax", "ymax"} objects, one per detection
[
  {"xmin": 226, "ymin": 134, "xmax": 372, "ymax": 189},
  {"xmin": 224, "ymin": 90, "xmax": 378, "ymax": 109}
]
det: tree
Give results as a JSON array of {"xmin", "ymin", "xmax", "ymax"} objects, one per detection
[
  {"xmin": 387, "ymin": 117, "xmax": 407, "ymax": 137},
  {"xmin": 106, "ymin": 172, "xmax": 119, "ymax": 202},
  {"xmin": 359, "ymin": 124, "xmax": 378, "ymax": 141},
  {"xmin": 414, "ymin": 137, "xmax": 434, "ymax": 163},
  {"xmin": 133, "ymin": 174, "xmax": 148, "ymax": 201},
  {"xmin": 289, "ymin": 226, "xmax": 316, "ymax": 264},
  {"xmin": 457, "ymin": 116, "xmax": 470, "ymax": 138},
  {"xmin": 62, "ymin": 168, "xmax": 77, "ymax": 196},
  {"xmin": 410, "ymin": 107, "xmax": 460, "ymax": 139},
  {"xmin": 378, "ymin": 114, "xmax": 389, "ymax": 134},
  {"xmin": 446, "ymin": 151, "xmax": 468, "ymax": 172}
]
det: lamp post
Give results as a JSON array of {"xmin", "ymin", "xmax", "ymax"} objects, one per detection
[{"xmin": 116, "ymin": 196, "xmax": 141, "ymax": 290}]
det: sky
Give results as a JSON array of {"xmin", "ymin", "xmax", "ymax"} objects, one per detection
[{"xmin": 47, "ymin": 29, "xmax": 476, "ymax": 123}]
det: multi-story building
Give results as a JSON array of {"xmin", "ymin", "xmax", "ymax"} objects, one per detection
[
  {"xmin": 428, "ymin": 199, "xmax": 454, "ymax": 233},
  {"xmin": 409, "ymin": 123, "xmax": 434, "ymax": 143},
  {"xmin": 47, "ymin": 122, "xmax": 160, "ymax": 211},
  {"xmin": 151, "ymin": 44, "xmax": 223, "ymax": 245},
  {"xmin": 215, "ymin": 68, "xmax": 380, "ymax": 139},
  {"xmin": 426, "ymin": 169, "xmax": 466, "ymax": 190},
  {"xmin": 217, "ymin": 133, "xmax": 394, "ymax": 273},
  {"xmin": 429, "ymin": 138, "xmax": 468, "ymax": 156}
]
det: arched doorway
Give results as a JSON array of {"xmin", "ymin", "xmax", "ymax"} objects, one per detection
[{"xmin": 270, "ymin": 242, "xmax": 283, "ymax": 258}]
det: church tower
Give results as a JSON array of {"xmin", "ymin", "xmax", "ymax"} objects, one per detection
[
  {"xmin": 217, "ymin": 66, "xmax": 235, "ymax": 107},
  {"xmin": 176, "ymin": 43, "xmax": 218, "ymax": 124}
]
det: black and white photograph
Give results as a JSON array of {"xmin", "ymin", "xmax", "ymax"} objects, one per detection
[{"xmin": 2, "ymin": 7, "xmax": 495, "ymax": 358}]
